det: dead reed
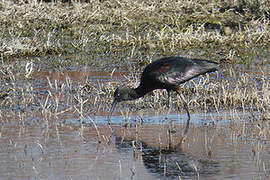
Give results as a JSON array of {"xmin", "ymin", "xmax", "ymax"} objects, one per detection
[{"xmin": 0, "ymin": 0, "xmax": 269, "ymax": 66}]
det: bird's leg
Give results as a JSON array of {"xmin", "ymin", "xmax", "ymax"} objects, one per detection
[
  {"xmin": 176, "ymin": 89, "xmax": 191, "ymax": 146},
  {"xmin": 166, "ymin": 90, "xmax": 171, "ymax": 108},
  {"xmin": 179, "ymin": 93, "xmax": 190, "ymax": 136},
  {"xmin": 166, "ymin": 90, "xmax": 172, "ymax": 115},
  {"xmin": 166, "ymin": 89, "xmax": 173, "ymax": 150}
]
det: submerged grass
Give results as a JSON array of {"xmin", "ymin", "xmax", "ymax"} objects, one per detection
[
  {"xmin": 0, "ymin": 61, "xmax": 269, "ymax": 126},
  {"xmin": 0, "ymin": 0, "xmax": 269, "ymax": 127}
]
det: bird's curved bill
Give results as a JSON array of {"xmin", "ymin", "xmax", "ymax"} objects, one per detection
[{"xmin": 107, "ymin": 100, "xmax": 117, "ymax": 125}]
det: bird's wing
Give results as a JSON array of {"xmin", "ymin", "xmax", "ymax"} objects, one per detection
[
  {"xmin": 157, "ymin": 66, "xmax": 207, "ymax": 85},
  {"xmin": 144, "ymin": 58, "xmax": 218, "ymax": 87}
]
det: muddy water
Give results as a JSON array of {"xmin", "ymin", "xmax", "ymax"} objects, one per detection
[
  {"xmin": 0, "ymin": 69, "xmax": 270, "ymax": 180},
  {"xmin": 0, "ymin": 118, "xmax": 270, "ymax": 180}
]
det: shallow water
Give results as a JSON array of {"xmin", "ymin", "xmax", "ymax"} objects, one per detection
[
  {"xmin": 1, "ymin": 116, "xmax": 270, "ymax": 180},
  {"xmin": 0, "ymin": 64, "xmax": 269, "ymax": 179}
]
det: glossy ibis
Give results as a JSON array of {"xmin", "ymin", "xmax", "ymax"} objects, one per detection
[{"xmin": 108, "ymin": 56, "xmax": 218, "ymax": 144}]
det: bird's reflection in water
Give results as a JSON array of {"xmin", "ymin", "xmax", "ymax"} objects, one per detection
[
  {"xmin": 142, "ymin": 147, "xmax": 219, "ymax": 179},
  {"xmin": 114, "ymin": 129, "xmax": 219, "ymax": 179}
]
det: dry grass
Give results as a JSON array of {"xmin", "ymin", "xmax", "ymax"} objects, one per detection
[
  {"xmin": 0, "ymin": 61, "xmax": 269, "ymax": 126},
  {"xmin": 0, "ymin": 0, "xmax": 269, "ymax": 129},
  {"xmin": 99, "ymin": 67, "xmax": 269, "ymax": 119},
  {"xmin": 0, "ymin": 0, "xmax": 269, "ymax": 66}
]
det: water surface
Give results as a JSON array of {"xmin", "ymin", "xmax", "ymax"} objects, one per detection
[{"xmin": 0, "ymin": 64, "xmax": 269, "ymax": 179}]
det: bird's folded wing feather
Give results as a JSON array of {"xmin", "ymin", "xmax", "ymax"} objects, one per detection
[{"xmin": 157, "ymin": 66, "xmax": 203, "ymax": 85}]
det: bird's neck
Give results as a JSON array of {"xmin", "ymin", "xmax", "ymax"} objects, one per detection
[{"xmin": 132, "ymin": 85, "xmax": 150, "ymax": 100}]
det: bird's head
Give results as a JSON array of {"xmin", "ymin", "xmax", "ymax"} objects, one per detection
[
  {"xmin": 113, "ymin": 87, "xmax": 134, "ymax": 102},
  {"xmin": 107, "ymin": 86, "xmax": 134, "ymax": 124}
]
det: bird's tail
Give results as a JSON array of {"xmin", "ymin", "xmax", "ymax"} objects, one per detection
[{"xmin": 193, "ymin": 59, "xmax": 219, "ymax": 74}]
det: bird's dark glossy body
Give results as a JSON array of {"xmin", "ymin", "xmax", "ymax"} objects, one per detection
[
  {"xmin": 108, "ymin": 56, "xmax": 218, "ymax": 148},
  {"xmin": 139, "ymin": 56, "xmax": 218, "ymax": 93},
  {"xmin": 112, "ymin": 57, "xmax": 218, "ymax": 104}
]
